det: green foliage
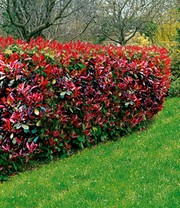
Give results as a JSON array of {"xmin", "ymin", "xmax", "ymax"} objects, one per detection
[
  {"xmin": 94, "ymin": 35, "xmax": 106, "ymax": 44},
  {"xmin": 177, "ymin": 29, "xmax": 180, "ymax": 47},
  {"xmin": 169, "ymin": 76, "xmax": 180, "ymax": 97},
  {"xmin": 177, "ymin": 7, "xmax": 180, "ymax": 47},
  {"xmin": 139, "ymin": 22, "xmax": 157, "ymax": 43},
  {"xmin": 0, "ymin": 12, "xmax": 19, "ymax": 38},
  {"xmin": 169, "ymin": 48, "xmax": 180, "ymax": 97},
  {"xmin": 170, "ymin": 49, "xmax": 180, "ymax": 78},
  {"xmin": 168, "ymin": 7, "xmax": 180, "ymax": 97}
]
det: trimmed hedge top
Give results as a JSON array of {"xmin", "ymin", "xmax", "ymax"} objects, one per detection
[{"xmin": 0, "ymin": 36, "xmax": 171, "ymax": 179}]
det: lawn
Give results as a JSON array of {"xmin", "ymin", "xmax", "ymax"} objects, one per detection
[{"xmin": 0, "ymin": 97, "xmax": 179, "ymax": 208}]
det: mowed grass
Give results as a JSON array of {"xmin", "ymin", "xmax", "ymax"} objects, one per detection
[{"xmin": 0, "ymin": 98, "xmax": 179, "ymax": 208}]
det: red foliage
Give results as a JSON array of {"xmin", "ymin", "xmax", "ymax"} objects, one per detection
[{"xmin": 0, "ymin": 36, "xmax": 171, "ymax": 177}]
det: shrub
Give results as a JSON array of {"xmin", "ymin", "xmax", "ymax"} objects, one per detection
[
  {"xmin": 168, "ymin": 77, "xmax": 180, "ymax": 97},
  {"xmin": 168, "ymin": 49, "xmax": 180, "ymax": 97},
  {"xmin": 170, "ymin": 49, "xmax": 180, "ymax": 78},
  {"xmin": 0, "ymin": 36, "xmax": 171, "ymax": 180}
]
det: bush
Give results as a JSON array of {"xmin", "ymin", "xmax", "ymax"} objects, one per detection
[
  {"xmin": 170, "ymin": 49, "xmax": 180, "ymax": 78},
  {"xmin": 0, "ymin": 36, "xmax": 171, "ymax": 180},
  {"xmin": 169, "ymin": 77, "xmax": 180, "ymax": 97},
  {"xmin": 169, "ymin": 49, "xmax": 180, "ymax": 97}
]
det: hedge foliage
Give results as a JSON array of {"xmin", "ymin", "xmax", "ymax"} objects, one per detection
[
  {"xmin": 0, "ymin": 36, "xmax": 171, "ymax": 180},
  {"xmin": 169, "ymin": 49, "xmax": 180, "ymax": 97}
]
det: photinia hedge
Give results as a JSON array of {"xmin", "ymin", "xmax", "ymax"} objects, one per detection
[{"xmin": 0, "ymin": 36, "xmax": 171, "ymax": 180}]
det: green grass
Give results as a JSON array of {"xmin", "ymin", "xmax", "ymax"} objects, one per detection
[{"xmin": 0, "ymin": 98, "xmax": 179, "ymax": 208}]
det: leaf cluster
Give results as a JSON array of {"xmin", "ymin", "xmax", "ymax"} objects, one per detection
[{"xmin": 0, "ymin": 36, "xmax": 171, "ymax": 181}]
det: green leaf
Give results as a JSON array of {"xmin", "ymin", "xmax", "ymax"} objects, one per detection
[
  {"xmin": 82, "ymin": 124, "xmax": 86, "ymax": 130},
  {"xmin": 34, "ymin": 108, "xmax": 40, "ymax": 115},
  {"xmin": 125, "ymin": 101, "xmax": 134, "ymax": 107},
  {"xmin": 61, "ymin": 154, "xmax": 67, "ymax": 159},
  {"xmin": 52, "ymin": 79, "xmax": 56, "ymax": 84},
  {"xmin": 92, "ymin": 127, "xmax": 98, "ymax": 132},
  {"xmin": 21, "ymin": 124, "xmax": 29, "ymax": 130},
  {"xmin": 4, "ymin": 48, "xmax": 13, "ymax": 55},
  {"xmin": 36, "ymin": 120, "xmax": 42, "ymax": 126},
  {"xmin": 78, "ymin": 63, "xmax": 85, "ymax": 69},
  {"xmin": 10, "ymin": 133, "xmax": 14, "ymax": 139},
  {"xmin": 12, "ymin": 138, "xmax": 16, "ymax": 144},
  {"xmin": 79, "ymin": 142, "xmax": 84, "ymax": 149},
  {"xmin": 77, "ymin": 135, "xmax": 85, "ymax": 142},
  {"xmin": 66, "ymin": 90, "xmax": 72, "ymax": 96},
  {"xmin": 60, "ymin": 90, "xmax": 72, "ymax": 98},
  {"xmin": 100, "ymin": 136, "xmax": 104, "ymax": 141},
  {"xmin": 0, "ymin": 175, "xmax": 8, "ymax": 181},
  {"xmin": 31, "ymin": 129, "xmax": 37, "ymax": 134},
  {"xmin": 0, "ymin": 76, "xmax": 6, "ymax": 80},
  {"xmin": 14, "ymin": 123, "xmax": 21, "ymax": 129},
  {"xmin": 23, "ymin": 129, "xmax": 29, "ymax": 133},
  {"xmin": 60, "ymin": 91, "xmax": 66, "ymax": 98},
  {"xmin": 8, "ymin": 79, "xmax": 15, "ymax": 87},
  {"xmin": 12, "ymin": 162, "xmax": 18, "ymax": 172},
  {"xmin": 33, "ymin": 136, "xmax": 39, "ymax": 143}
]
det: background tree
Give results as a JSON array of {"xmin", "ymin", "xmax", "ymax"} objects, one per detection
[
  {"xmin": 155, "ymin": 7, "xmax": 179, "ymax": 46},
  {"xmin": 139, "ymin": 21, "xmax": 157, "ymax": 44},
  {"xmin": 0, "ymin": 0, "xmax": 95, "ymax": 41},
  {"xmin": 0, "ymin": 0, "xmax": 179, "ymax": 44},
  {"xmin": 177, "ymin": 7, "xmax": 180, "ymax": 48},
  {"xmin": 94, "ymin": 0, "xmax": 177, "ymax": 45}
]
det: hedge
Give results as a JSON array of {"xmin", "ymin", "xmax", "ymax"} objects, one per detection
[
  {"xmin": 0, "ymin": 37, "xmax": 171, "ymax": 180},
  {"xmin": 168, "ymin": 48, "xmax": 180, "ymax": 97}
]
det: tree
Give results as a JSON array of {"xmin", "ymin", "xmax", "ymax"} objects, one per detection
[
  {"xmin": 43, "ymin": 0, "xmax": 97, "ymax": 42},
  {"xmin": 95, "ymin": 0, "xmax": 177, "ymax": 45},
  {"xmin": 139, "ymin": 21, "xmax": 157, "ymax": 44},
  {"xmin": 177, "ymin": 7, "xmax": 180, "ymax": 47},
  {"xmin": 154, "ymin": 5, "xmax": 180, "ymax": 48},
  {"xmin": 0, "ymin": 0, "xmax": 95, "ymax": 41}
]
